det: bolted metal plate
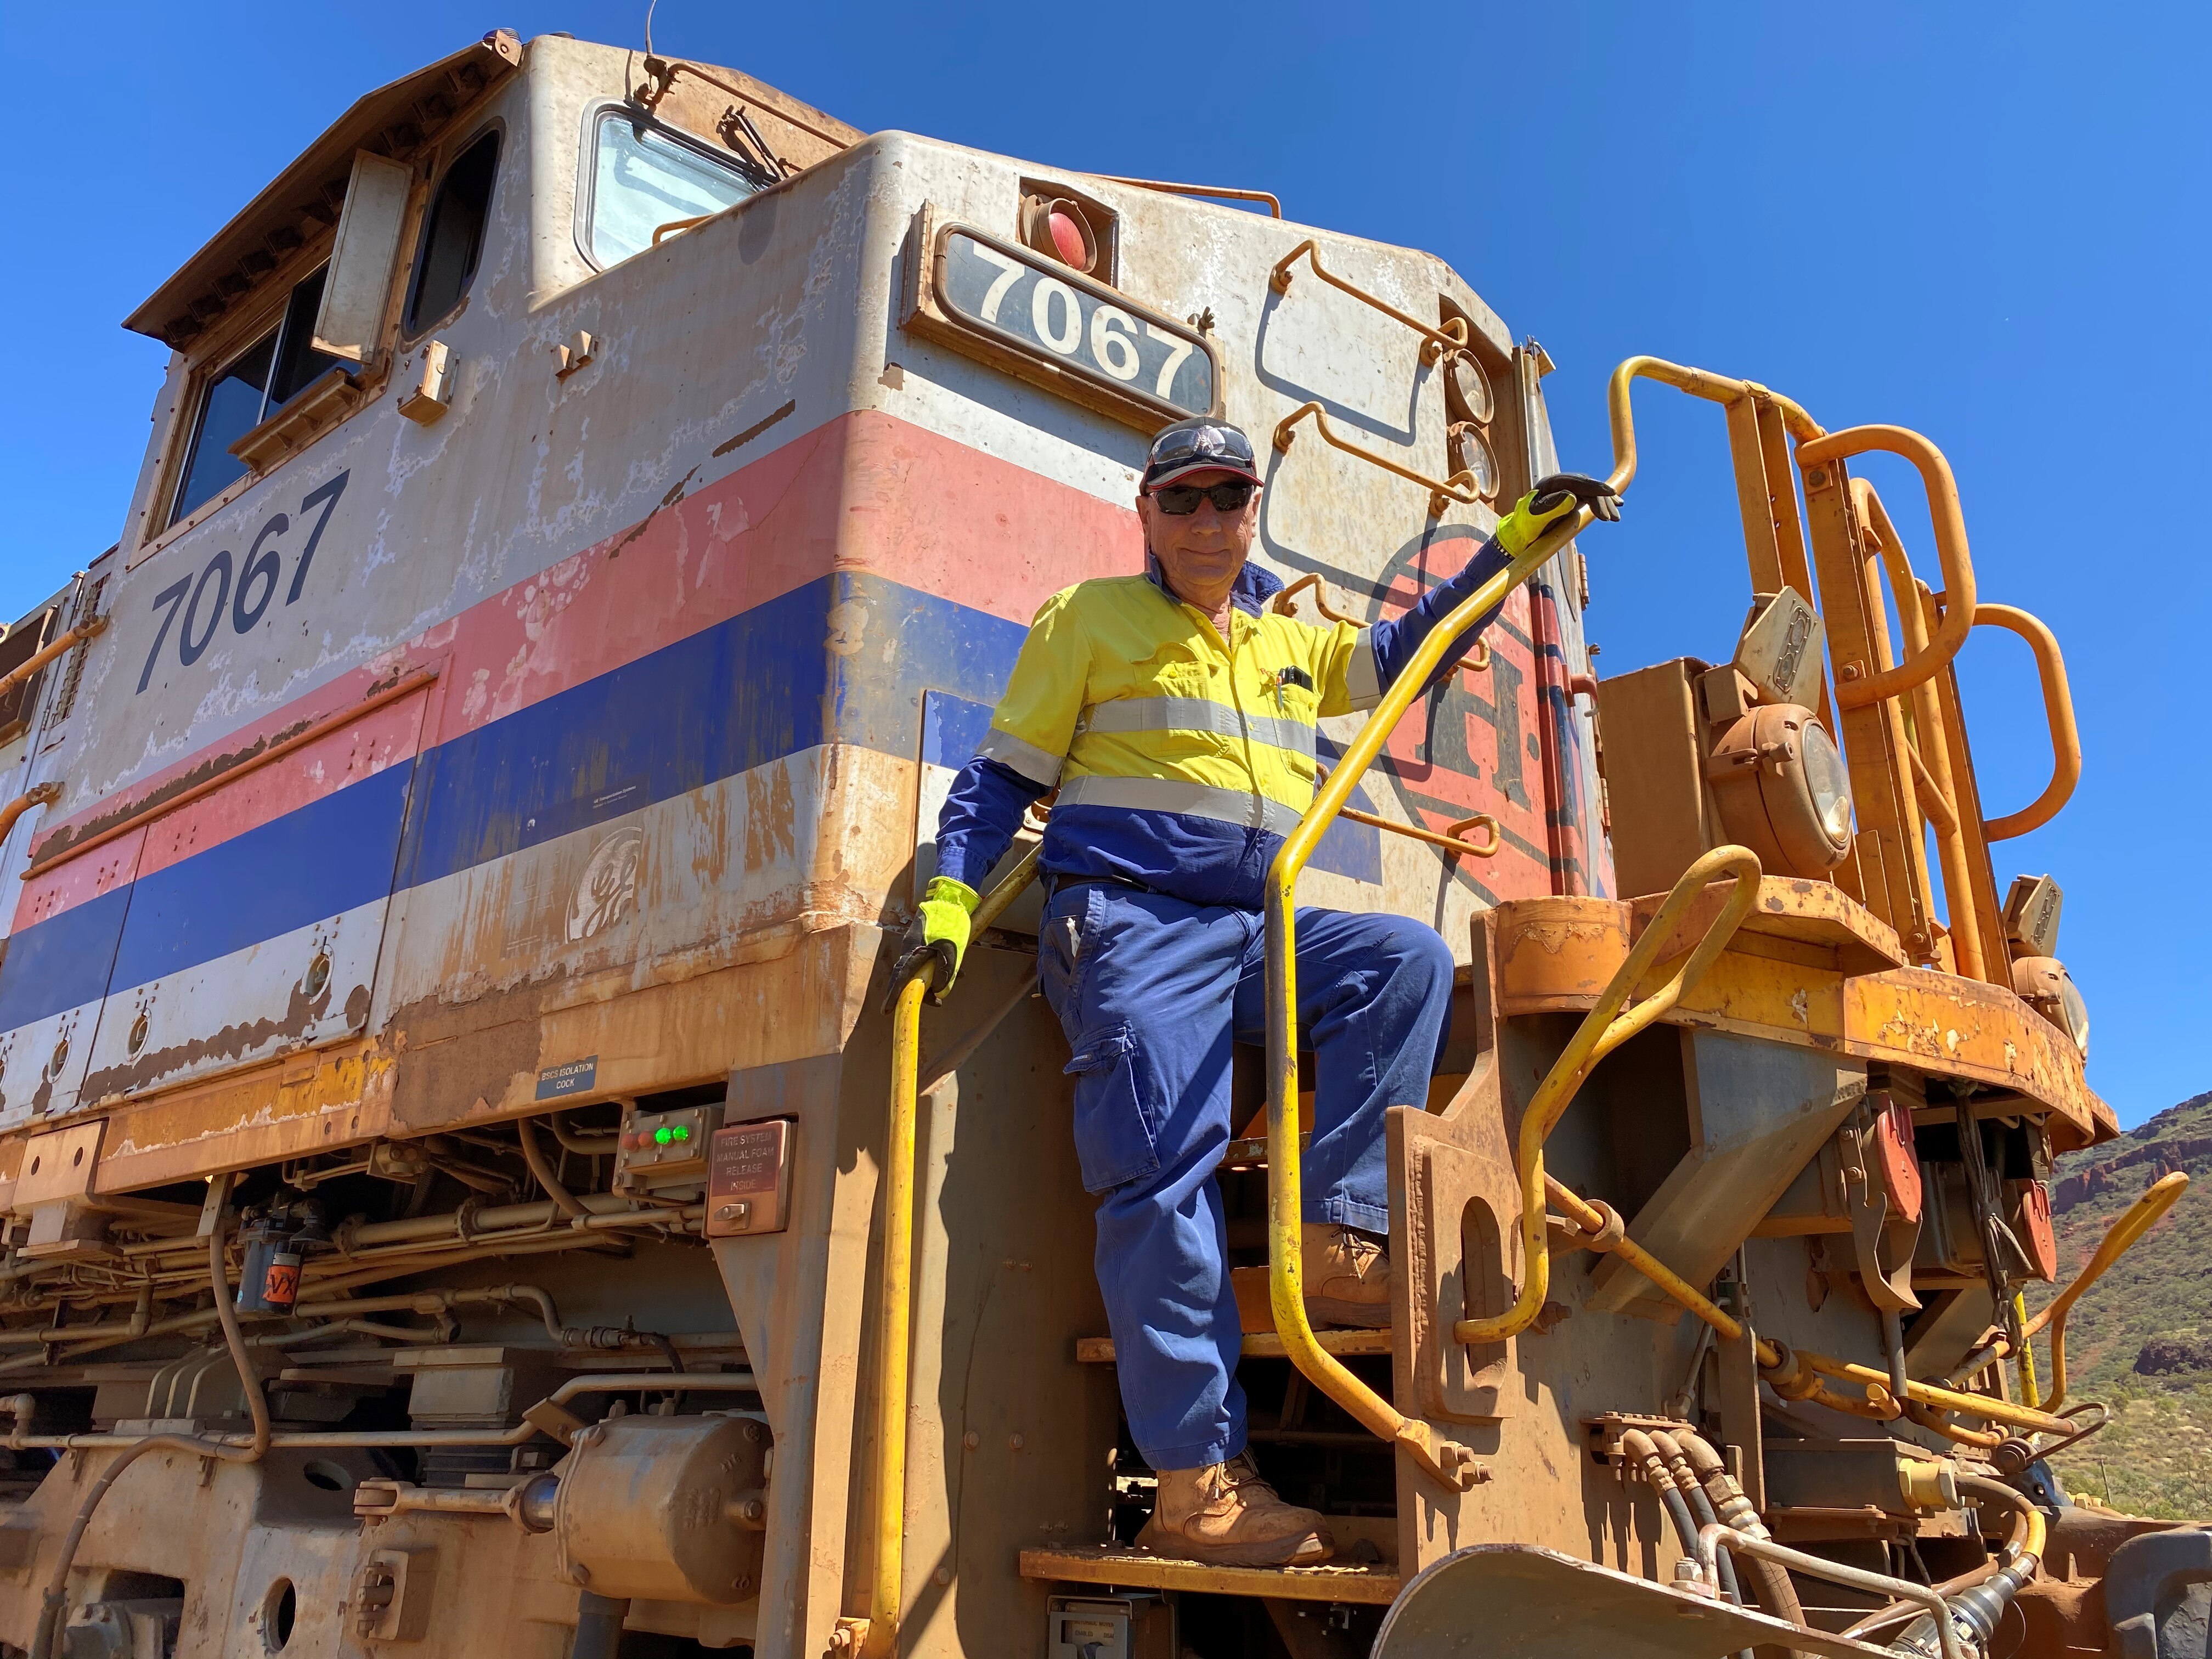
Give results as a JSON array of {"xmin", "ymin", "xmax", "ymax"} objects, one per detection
[{"xmin": 1373, "ymin": 1544, "xmax": 1893, "ymax": 1659}]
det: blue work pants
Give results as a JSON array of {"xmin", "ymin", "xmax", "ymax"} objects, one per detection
[{"xmin": 1036, "ymin": 881, "xmax": 1454, "ymax": 1470}]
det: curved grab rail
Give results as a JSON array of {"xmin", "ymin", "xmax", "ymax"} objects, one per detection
[
  {"xmin": 1604, "ymin": 354, "xmax": 1824, "ymax": 496},
  {"xmin": 0, "ymin": 785, "xmax": 60, "ymax": 849},
  {"xmin": 1269, "ymin": 572, "xmax": 1361, "ymax": 625},
  {"xmin": 1795, "ymin": 425, "xmax": 1979, "ymax": 710},
  {"xmin": 1261, "ymin": 506, "xmax": 1596, "ymax": 1489},
  {"xmin": 1269, "ymin": 240, "xmax": 1470, "ymax": 363},
  {"xmin": 1974, "ymin": 603, "xmax": 2082, "ymax": 842},
  {"xmin": 1093, "ymin": 174, "xmax": 1283, "ymax": 218},
  {"xmin": 1314, "ymin": 766, "xmax": 1499, "ymax": 860},
  {"xmin": 1273, "ymin": 403, "xmax": 1483, "ymax": 518},
  {"xmin": 1454, "ymin": 845, "xmax": 1763, "ymax": 1345},
  {"xmin": 2022, "ymin": 1170, "xmax": 2187, "ymax": 1410}
]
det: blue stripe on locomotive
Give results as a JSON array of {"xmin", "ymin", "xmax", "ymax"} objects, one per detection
[{"xmin": 0, "ymin": 574, "xmax": 1381, "ymax": 1035}]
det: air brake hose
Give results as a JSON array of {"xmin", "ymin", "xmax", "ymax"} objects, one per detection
[{"xmin": 1876, "ymin": 1475, "xmax": 2043, "ymax": 1658}]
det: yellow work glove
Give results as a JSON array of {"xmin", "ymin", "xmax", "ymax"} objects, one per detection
[
  {"xmin": 893, "ymin": 876, "xmax": 980, "ymax": 1003},
  {"xmin": 1494, "ymin": 472, "xmax": 1623, "ymax": 556}
]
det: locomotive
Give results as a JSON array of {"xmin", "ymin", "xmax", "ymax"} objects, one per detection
[{"xmin": 0, "ymin": 28, "xmax": 2186, "ymax": 1659}]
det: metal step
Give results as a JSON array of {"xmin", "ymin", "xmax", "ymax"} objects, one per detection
[{"xmin": 1019, "ymin": 1543, "xmax": 1401, "ymax": 1604}]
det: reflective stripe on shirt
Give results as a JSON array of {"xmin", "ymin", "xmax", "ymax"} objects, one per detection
[
  {"xmin": 1075, "ymin": 695, "xmax": 1318, "ymax": 759},
  {"xmin": 1055, "ymin": 774, "xmax": 1306, "ymax": 838},
  {"xmin": 976, "ymin": 725, "xmax": 1064, "ymax": 786}
]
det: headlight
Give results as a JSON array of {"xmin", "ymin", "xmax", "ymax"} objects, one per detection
[
  {"xmin": 1443, "ymin": 350, "xmax": 1494, "ymax": 424},
  {"xmin": 1707, "ymin": 703, "xmax": 1855, "ymax": 877},
  {"xmin": 2012, "ymin": 956, "xmax": 2089, "ymax": 1058},
  {"xmin": 1447, "ymin": 422, "xmax": 1499, "ymax": 500}
]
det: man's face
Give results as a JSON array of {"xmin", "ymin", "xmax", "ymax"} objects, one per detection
[{"xmin": 1136, "ymin": 469, "xmax": 1262, "ymax": 606}]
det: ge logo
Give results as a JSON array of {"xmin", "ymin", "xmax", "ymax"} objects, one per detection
[{"xmin": 569, "ymin": 827, "xmax": 644, "ymax": 942}]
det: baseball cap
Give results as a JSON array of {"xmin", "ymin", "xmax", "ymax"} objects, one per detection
[{"xmin": 1143, "ymin": 417, "xmax": 1262, "ymax": 490}]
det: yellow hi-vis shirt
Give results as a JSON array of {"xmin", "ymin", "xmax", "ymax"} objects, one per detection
[
  {"xmin": 936, "ymin": 544, "xmax": 1509, "ymax": 910},
  {"xmin": 977, "ymin": 572, "xmax": 1379, "ymax": 837}
]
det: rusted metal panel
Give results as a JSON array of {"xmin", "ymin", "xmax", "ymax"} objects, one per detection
[{"xmin": 1486, "ymin": 885, "xmax": 2105, "ymax": 1143}]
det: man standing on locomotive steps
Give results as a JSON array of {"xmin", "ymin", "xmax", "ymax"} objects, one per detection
[{"xmin": 906, "ymin": 416, "xmax": 1620, "ymax": 1566}]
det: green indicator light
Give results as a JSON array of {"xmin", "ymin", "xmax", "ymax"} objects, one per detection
[
  {"xmin": 654, "ymin": 1126, "xmax": 674, "ymax": 1146},
  {"xmin": 673, "ymin": 1125, "xmax": 692, "ymax": 1142}
]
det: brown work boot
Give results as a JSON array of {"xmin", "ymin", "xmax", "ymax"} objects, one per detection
[
  {"xmin": 1135, "ymin": 1453, "xmax": 1334, "ymax": 1567},
  {"xmin": 1301, "ymin": 1222, "xmax": 1392, "ymax": 1328}
]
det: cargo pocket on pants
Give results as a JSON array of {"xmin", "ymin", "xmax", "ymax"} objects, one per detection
[{"xmin": 1064, "ymin": 1022, "xmax": 1163, "ymax": 1194}]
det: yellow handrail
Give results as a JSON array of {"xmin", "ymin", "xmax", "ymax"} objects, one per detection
[
  {"xmin": 1795, "ymin": 425, "xmax": 1979, "ymax": 711},
  {"xmin": 2022, "ymin": 1171, "xmax": 2187, "ymax": 1412},
  {"xmin": 0, "ymin": 784, "xmax": 60, "ymax": 849},
  {"xmin": 1974, "ymin": 603, "xmax": 2081, "ymax": 842},
  {"xmin": 1269, "ymin": 240, "xmax": 1470, "ymax": 363},
  {"xmin": 1260, "ymin": 505, "xmax": 1593, "ymax": 1492},
  {"xmin": 1273, "ymin": 402, "xmax": 1483, "ymax": 518},
  {"xmin": 1454, "ymin": 846, "xmax": 1763, "ymax": 1345},
  {"xmin": 1537, "ymin": 1162, "xmax": 2076, "ymax": 1436},
  {"xmin": 849, "ymin": 844, "xmax": 1042, "ymax": 1659},
  {"xmin": 0, "ymin": 611, "xmax": 106, "ymax": 701},
  {"xmin": 1604, "ymin": 356, "xmax": 1824, "ymax": 498},
  {"xmin": 1855, "ymin": 479, "xmax": 1989, "ymax": 981}
]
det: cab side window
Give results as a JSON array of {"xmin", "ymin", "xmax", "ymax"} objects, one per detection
[
  {"xmin": 407, "ymin": 129, "xmax": 500, "ymax": 332},
  {"xmin": 169, "ymin": 266, "xmax": 346, "ymax": 526},
  {"xmin": 585, "ymin": 110, "xmax": 768, "ymax": 269}
]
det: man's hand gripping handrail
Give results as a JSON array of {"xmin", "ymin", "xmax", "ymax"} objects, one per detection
[
  {"xmin": 1260, "ymin": 506, "xmax": 1595, "ymax": 1492},
  {"xmin": 1455, "ymin": 845, "xmax": 1764, "ymax": 1346}
]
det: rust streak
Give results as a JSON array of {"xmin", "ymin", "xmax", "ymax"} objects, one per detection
[
  {"xmin": 77, "ymin": 974, "xmax": 341, "ymax": 1105},
  {"xmin": 25, "ymin": 667, "xmax": 437, "ymax": 872},
  {"xmin": 608, "ymin": 466, "xmax": 702, "ymax": 559},
  {"xmin": 712, "ymin": 398, "xmax": 797, "ymax": 458}
]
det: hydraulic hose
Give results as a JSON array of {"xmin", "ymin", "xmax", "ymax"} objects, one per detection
[
  {"xmin": 1957, "ymin": 1474, "xmax": 2045, "ymax": 1566},
  {"xmin": 1673, "ymin": 1427, "xmax": 1809, "ymax": 1637},
  {"xmin": 1622, "ymin": 1430, "xmax": 1721, "ymax": 1595},
  {"xmin": 30, "ymin": 1205, "xmax": 271, "ymax": 1659},
  {"xmin": 1648, "ymin": 1433, "xmax": 1744, "ymax": 1608},
  {"xmin": 1841, "ymin": 1564, "xmax": 2002, "ymax": 1643}
]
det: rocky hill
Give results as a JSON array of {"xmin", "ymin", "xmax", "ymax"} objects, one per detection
[{"xmin": 2028, "ymin": 1089, "xmax": 2212, "ymax": 1519}]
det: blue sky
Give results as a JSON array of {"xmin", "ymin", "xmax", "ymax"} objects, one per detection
[{"xmin": 1, "ymin": 4, "xmax": 2204, "ymax": 1128}]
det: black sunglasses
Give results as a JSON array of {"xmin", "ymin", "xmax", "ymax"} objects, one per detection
[{"xmin": 1150, "ymin": 481, "xmax": 1257, "ymax": 516}]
